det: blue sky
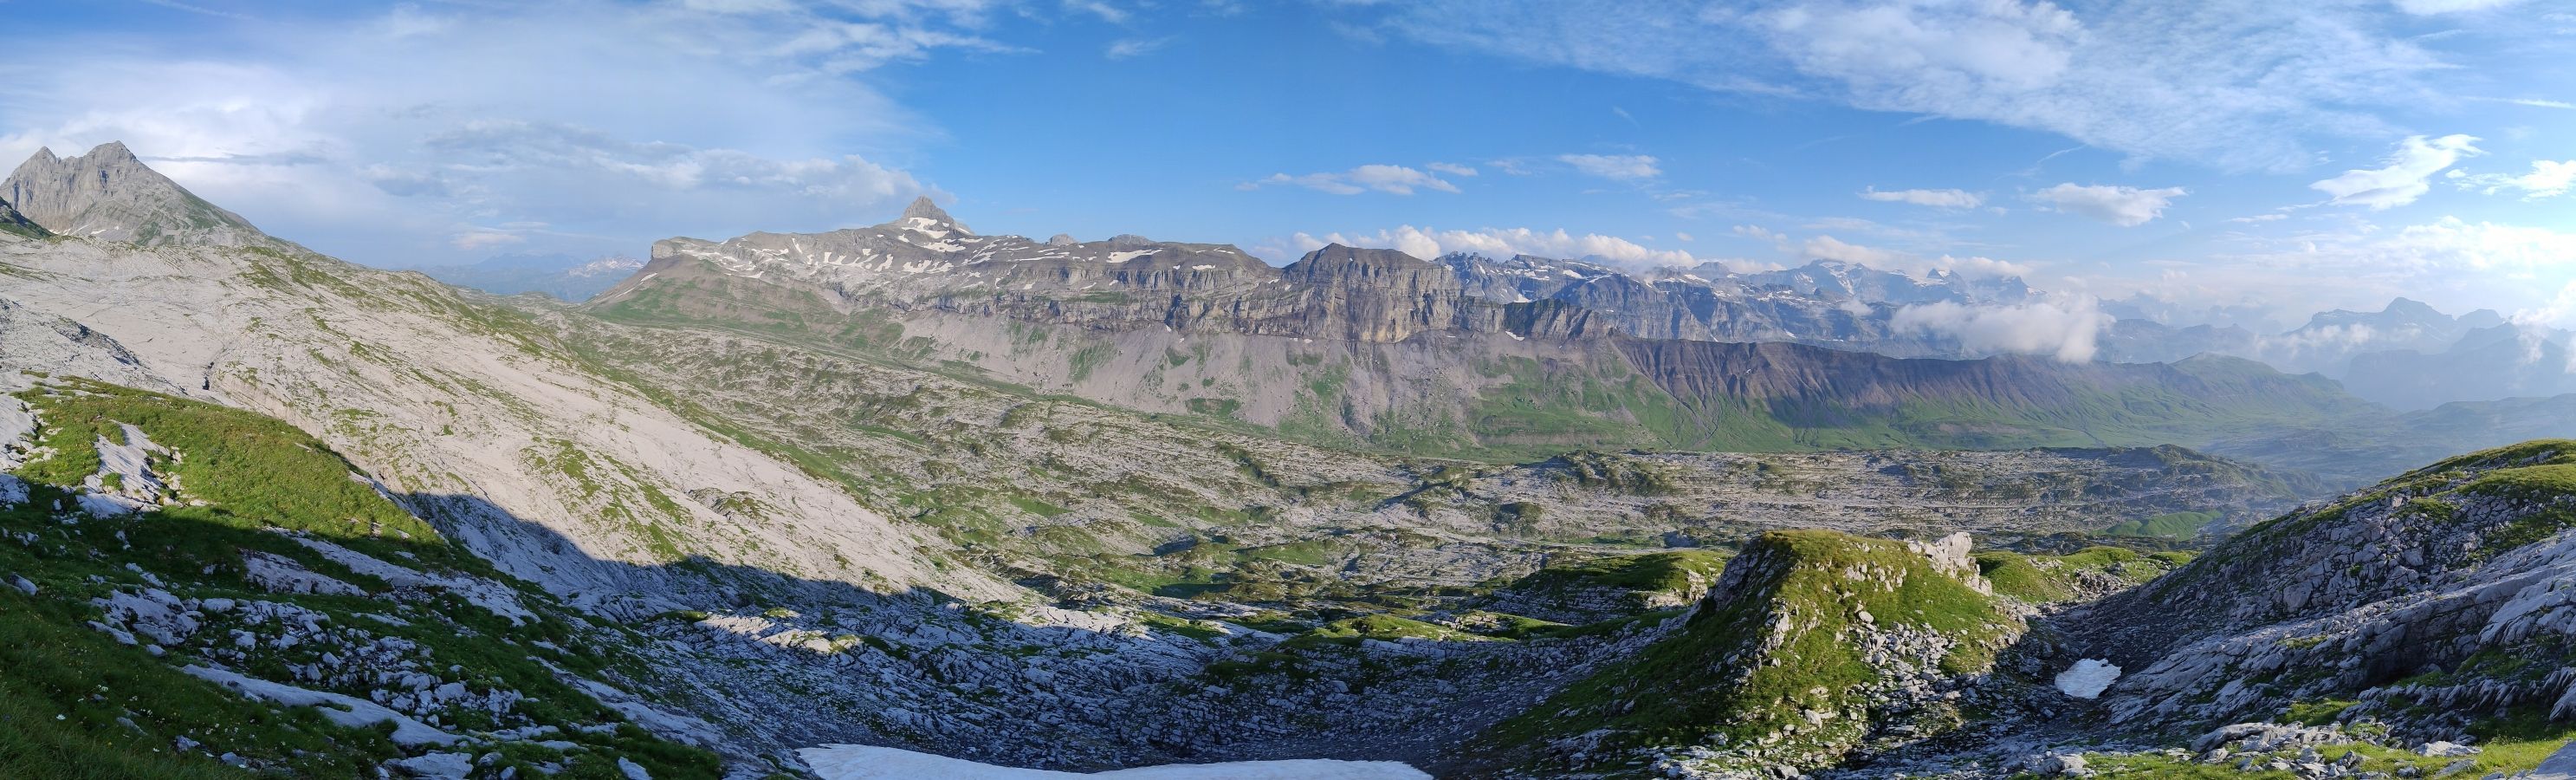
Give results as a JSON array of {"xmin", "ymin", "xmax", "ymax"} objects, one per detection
[{"xmin": 1, "ymin": 0, "xmax": 2572, "ymax": 328}]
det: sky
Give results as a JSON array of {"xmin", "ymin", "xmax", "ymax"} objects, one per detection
[{"xmin": 0, "ymin": 0, "xmax": 2572, "ymax": 330}]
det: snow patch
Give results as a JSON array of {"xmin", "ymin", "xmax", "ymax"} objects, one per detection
[
  {"xmin": 289, "ymin": 536, "xmax": 536, "ymax": 625},
  {"xmin": 182, "ymin": 665, "xmax": 459, "ymax": 746},
  {"xmin": 2055, "ymin": 658, "xmax": 2121, "ymax": 699},
  {"xmin": 799, "ymin": 745, "xmax": 1430, "ymax": 779}
]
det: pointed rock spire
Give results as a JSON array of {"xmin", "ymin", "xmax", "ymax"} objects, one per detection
[{"xmin": 896, "ymin": 195, "xmax": 969, "ymax": 235}]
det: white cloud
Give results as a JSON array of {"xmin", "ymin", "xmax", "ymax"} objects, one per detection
[
  {"xmin": 1283, "ymin": 225, "xmax": 1699, "ymax": 267},
  {"xmin": 450, "ymin": 229, "xmax": 527, "ymax": 251},
  {"xmin": 1803, "ymin": 235, "xmax": 1901, "ymax": 266},
  {"xmin": 1248, "ymin": 164, "xmax": 1462, "ymax": 195},
  {"xmin": 1105, "ymin": 36, "xmax": 1174, "ymax": 59},
  {"xmin": 2460, "ymin": 159, "xmax": 2576, "ymax": 198},
  {"xmin": 1860, "ymin": 186, "xmax": 1983, "ymax": 208},
  {"xmin": 2035, "ymin": 183, "xmax": 2186, "ymax": 226},
  {"xmin": 2225, "ymin": 213, "xmax": 2288, "ymax": 224},
  {"xmin": 0, "ymin": 1, "xmax": 987, "ymax": 266},
  {"xmin": 2393, "ymin": 0, "xmax": 2523, "ymax": 13},
  {"xmin": 2310, "ymin": 134, "xmax": 2482, "ymax": 209},
  {"xmin": 1891, "ymin": 298, "xmax": 2112, "ymax": 362},
  {"xmin": 1557, "ymin": 153, "xmax": 1660, "ymax": 180},
  {"xmin": 1345, "ymin": 2, "xmax": 2459, "ymax": 171},
  {"xmin": 1426, "ymin": 162, "xmax": 1479, "ymax": 177},
  {"xmin": 2184, "ymin": 217, "xmax": 2576, "ymax": 317},
  {"xmin": 1802, "ymin": 235, "xmax": 2033, "ymax": 278}
]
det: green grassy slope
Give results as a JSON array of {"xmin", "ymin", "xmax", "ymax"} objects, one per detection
[
  {"xmin": 2, "ymin": 379, "xmax": 726, "ymax": 779},
  {"xmin": 1465, "ymin": 530, "xmax": 2021, "ymax": 777}
]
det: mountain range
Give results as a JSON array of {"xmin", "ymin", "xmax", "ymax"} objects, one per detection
[{"xmin": 2, "ymin": 142, "xmax": 2572, "ymax": 779}]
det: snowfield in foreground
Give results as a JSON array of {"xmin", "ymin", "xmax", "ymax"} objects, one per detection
[
  {"xmin": 2054, "ymin": 658, "xmax": 2121, "ymax": 699},
  {"xmin": 799, "ymin": 745, "xmax": 1431, "ymax": 779}
]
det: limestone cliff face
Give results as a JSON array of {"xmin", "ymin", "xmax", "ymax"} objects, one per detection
[{"xmin": 3, "ymin": 142, "xmax": 265, "ymax": 246}]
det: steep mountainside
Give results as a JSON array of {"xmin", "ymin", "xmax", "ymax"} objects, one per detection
[
  {"xmin": 2, "ymin": 143, "xmax": 265, "ymax": 247},
  {"xmin": 0, "ymin": 213, "xmax": 1003, "ymax": 614}
]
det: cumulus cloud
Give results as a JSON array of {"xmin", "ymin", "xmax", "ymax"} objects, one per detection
[
  {"xmin": 2459, "ymin": 159, "xmax": 2576, "ymax": 198},
  {"xmin": 2036, "ymin": 183, "xmax": 2187, "ymax": 226},
  {"xmin": 1557, "ymin": 153, "xmax": 1661, "ymax": 180},
  {"xmin": 2310, "ymin": 134, "xmax": 2482, "ymax": 209},
  {"xmin": 0, "ymin": 1, "xmax": 981, "ymax": 266},
  {"xmin": 1860, "ymin": 187, "xmax": 1983, "ymax": 208},
  {"xmin": 1891, "ymin": 298, "xmax": 2112, "ymax": 362},
  {"xmin": 1246, "ymin": 164, "xmax": 1462, "ymax": 195},
  {"xmin": 1283, "ymin": 225, "xmax": 1699, "ymax": 267}
]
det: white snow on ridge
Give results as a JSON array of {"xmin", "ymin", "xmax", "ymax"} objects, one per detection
[
  {"xmin": 2055, "ymin": 658, "xmax": 2121, "ymax": 699},
  {"xmin": 799, "ymin": 745, "xmax": 1431, "ymax": 779}
]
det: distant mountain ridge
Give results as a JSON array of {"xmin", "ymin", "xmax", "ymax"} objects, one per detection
[
  {"xmin": 411, "ymin": 252, "xmax": 646, "ymax": 302},
  {"xmin": 582, "ymin": 199, "xmax": 2566, "ymax": 483}
]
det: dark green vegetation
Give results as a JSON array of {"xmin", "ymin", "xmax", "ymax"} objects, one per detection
[
  {"xmin": 0, "ymin": 198, "xmax": 46, "ymax": 239},
  {"xmin": 1, "ymin": 380, "xmax": 725, "ymax": 779},
  {"xmin": 1974, "ymin": 547, "xmax": 2192, "ymax": 605},
  {"xmin": 1468, "ymin": 530, "xmax": 2021, "ymax": 776},
  {"xmin": 2101, "ymin": 510, "xmax": 2221, "ymax": 538}
]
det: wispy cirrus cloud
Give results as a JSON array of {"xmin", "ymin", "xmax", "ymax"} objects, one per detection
[
  {"xmin": 1242, "ymin": 164, "xmax": 1464, "ymax": 195},
  {"xmin": 2035, "ymin": 183, "xmax": 2186, "ymax": 226},
  {"xmin": 1860, "ymin": 186, "xmax": 1982, "ymax": 209},
  {"xmin": 1331, "ymin": 1, "xmax": 2462, "ymax": 171},
  {"xmin": 1557, "ymin": 153, "xmax": 1660, "ymax": 180},
  {"xmin": 1273, "ymin": 224, "xmax": 1701, "ymax": 267}
]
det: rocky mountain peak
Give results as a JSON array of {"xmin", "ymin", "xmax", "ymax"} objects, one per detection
[
  {"xmin": 3, "ymin": 140, "xmax": 265, "ymax": 247},
  {"xmin": 896, "ymin": 195, "xmax": 968, "ymax": 235}
]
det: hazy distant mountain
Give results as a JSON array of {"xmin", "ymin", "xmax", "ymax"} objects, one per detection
[{"xmin": 412, "ymin": 252, "xmax": 646, "ymax": 302}]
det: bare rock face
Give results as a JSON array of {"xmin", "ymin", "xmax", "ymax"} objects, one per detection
[
  {"xmin": 2068, "ymin": 441, "xmax": 2576, "ymax": 730},
  {"xmin": 3, "ymin": 142, "xmax": 266, "ymax": 246}
]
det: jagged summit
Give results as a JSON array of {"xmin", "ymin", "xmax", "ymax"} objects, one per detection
[
  {"xmin": 3, "ymin": 141, "xmax": 265, "ymax": 247},
  {"xmin": 896, "ymin": 195, "xmax": 968, "ymax": 234}
]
